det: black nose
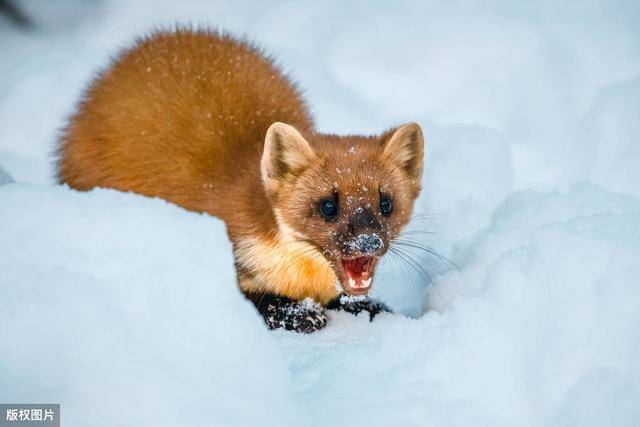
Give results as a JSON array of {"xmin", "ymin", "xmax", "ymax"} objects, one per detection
[
  {"xmin": 348, "ymin": 207, "xmax": 377, "ymax": 234},
  {"xmin": 354, "ymin": 233, "xmax": 384, "ymax": 255}
]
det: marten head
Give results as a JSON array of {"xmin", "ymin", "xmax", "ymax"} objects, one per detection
[{"xmin": 261, "ymin": 122, "xmax": 424, "ymax": 296}]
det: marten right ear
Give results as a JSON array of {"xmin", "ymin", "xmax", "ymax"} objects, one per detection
[{"xmin": 261, "ymin": 122, "xmax": 317, "ymax": 192}]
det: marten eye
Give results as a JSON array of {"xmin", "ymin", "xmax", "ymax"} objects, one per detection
[
  {"xmin": 319, "ymin": 199, "xmax": 338, "ymax": 219},
  {"xmin": 380, "ymin": 196, "xmax": 393, "ymax": 216}
]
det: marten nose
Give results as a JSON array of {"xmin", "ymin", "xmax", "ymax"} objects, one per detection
[
  {"xmin": 354, "ymin": 233, "xmax": 384, "ymax": 255},
  {"xmin": 346, "ymin": 207, "xmax": 384, "ymax": 255},
  {"xmin": 349, "ymin": 207, "xmax": 376, "ymax": 232}
]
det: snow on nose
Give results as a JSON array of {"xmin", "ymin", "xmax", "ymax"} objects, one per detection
[{"xmin": 354, "ymin": 233, "xmax": 383, "ymax": 255}]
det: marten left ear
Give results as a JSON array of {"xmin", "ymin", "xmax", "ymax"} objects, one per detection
[
  {"xmin": 380, "ymin": 122, "xmax": 424, "ymax": 182},
  {"xmin": 261, "ymin": 122, "xmax": 317, "ymax": 193}
]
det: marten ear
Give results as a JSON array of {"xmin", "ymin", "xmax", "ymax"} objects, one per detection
[
  {"xmin": 380, "ymin": 122, "xmax": 424, "ymax": 182},
  {"xmin": 262, "ymin": 122, "xmax": 317, "ymax": 188}
]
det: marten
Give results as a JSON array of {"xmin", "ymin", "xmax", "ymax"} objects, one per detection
[{"xmin": 56, "ymin": 29, "xmax": 424, "ymax": 333}]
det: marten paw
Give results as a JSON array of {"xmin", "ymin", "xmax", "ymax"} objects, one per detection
[
  {"xmin": 327, "ymin": 294, "xmax": 392, "ymax": 321},
  {"xmin": 247, "ymin": 293, "xmax": 328, "ymax": 333}
]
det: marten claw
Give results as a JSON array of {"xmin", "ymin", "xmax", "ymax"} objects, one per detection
[
  {"xmin": 327, "ymin": 295, "xmax": 392, "ymax": 321},
  {"xmin": 264, "ymin": 302, "xmax": 328, "ymax": 333},
  {"xmin": 246, "ymin": 293, "xmax": 328, "ymax": 333}
]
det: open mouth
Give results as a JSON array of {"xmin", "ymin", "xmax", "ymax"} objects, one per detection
[{"xmin": 340, "ymin": 256, "xmax": 375, "ymax": 295}]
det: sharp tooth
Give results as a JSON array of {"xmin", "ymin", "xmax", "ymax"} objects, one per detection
[
  {"xmin": 348, "ymin": 277, "xmax": 356, "ymax": 288},
  {"xmin": 363, "ymin": 278, "xmax": 371, "ymax": 288}
]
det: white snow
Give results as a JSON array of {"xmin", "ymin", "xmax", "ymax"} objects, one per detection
[
  {"xmin": 1, "ymin": 1, "xmax": 640, "ymax": 426},
  {"xmin": 0, "ymin": 185, "xmax": 298, "ymax": 427},
  {"xmin": 0, "ymin": 165, "xmax": 13, "ymax": 185}
]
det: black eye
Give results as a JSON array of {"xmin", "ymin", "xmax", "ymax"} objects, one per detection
[
  {"xmin": 380, "ymin": 196, "xmax": 393, "ymax": 216},
  {"xmin": 319, "ymin": 199, "xmax": 338, "ymax": 219}
]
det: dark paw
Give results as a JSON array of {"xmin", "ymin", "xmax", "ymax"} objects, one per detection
[
  {"xmin": 327, "ymin": 294, "xmax": 392, "ymax": 321},
  {"xmin": 245, "ymin": 293, "xmax": 328, "ymax": 333}
]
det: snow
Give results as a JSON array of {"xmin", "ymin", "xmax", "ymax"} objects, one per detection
[
  {"xmin": 284, "ymin": 185, "xmax": 640, "ymax": 427},
  {"xmin": 0, "ymin": 184, "xmax": 297, "ymax": 427},
  {"xmin": 1, "ymin": 1, "xmax": 640, "ymax": 426},
  {"xmin": 0, "ymin": 165, "xmax": 13, "ymax": 185},
  {"xmin": 354, "ymin": 233, "xmax": 384, "ymax": 254}
]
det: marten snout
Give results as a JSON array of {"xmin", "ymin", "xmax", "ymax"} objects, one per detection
[
  {"xmin": 338, "ymin": 207, "xmax": 387, "ymax": 257},
  {"xmin": 354, "ymin": 233, "xmax": 384, "ymax": 255}
]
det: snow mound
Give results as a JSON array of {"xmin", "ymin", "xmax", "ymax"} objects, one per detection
[
  {"xmin": 0, "ymin": 184, "xmax": 297, "ymax": 427},
  {"xmin": 7, "ymin": 184, "xmax": 636, "ymax": 427},
  {"xmin": 277, "ymin": 184, "xmax": 640, "ymax": 427},
  {"xmin": 582, "ymin": 78, "xmax": 640, "ymax": 197}
]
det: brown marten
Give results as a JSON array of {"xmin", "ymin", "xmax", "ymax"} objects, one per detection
[{"xmin": 56, "ymin": 29, "xmax": 424, "ymax": 333}]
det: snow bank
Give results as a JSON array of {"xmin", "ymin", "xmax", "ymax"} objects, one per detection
[
  {"xmin": 2, "ymin": 184, "xmax": 639, "ymax": 427},
  {"xmin": 278, "ymin": 184, "xmax": 640, "ymax": 427},
  {"xmin": 0, "ymin": 184, "xmax": 297, "ymax": 427},
  {"xmin": 581, "ymin": 78, "xmax": 640, "ymax": 197}
]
